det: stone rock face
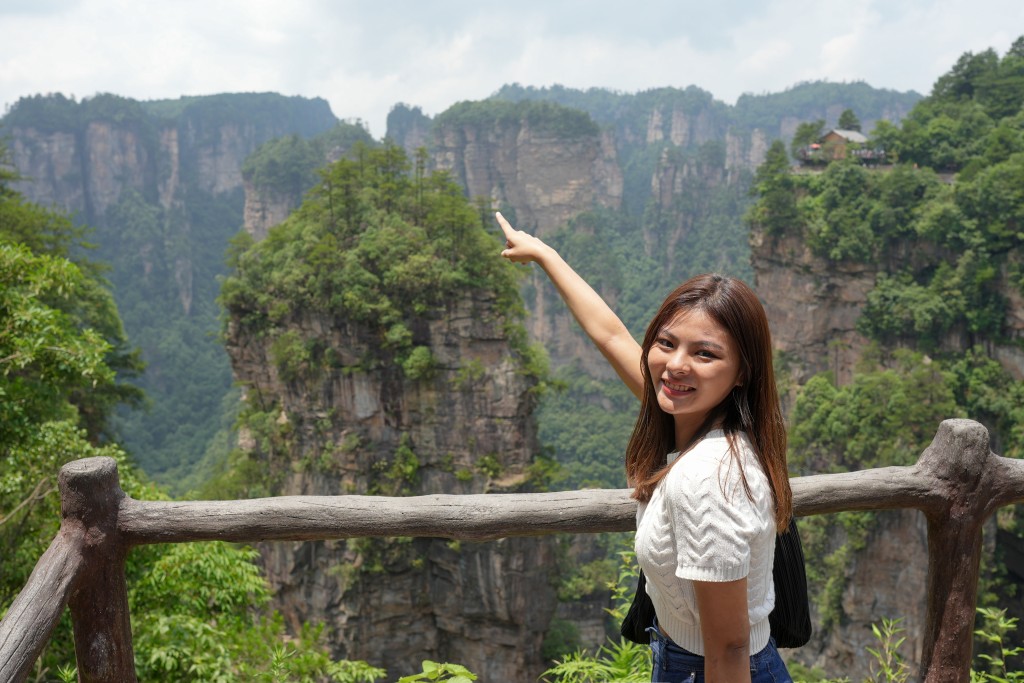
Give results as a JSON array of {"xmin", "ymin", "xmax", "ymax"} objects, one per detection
[
  {"xmin": 431, "ymin": 120, "xmax": 623, "ymax": 236},
  {"xmin": 750, "ymin": 217, "xmax": 1024, "ymax": 386},
  {"xmin": 224, "ymin": 296, "xmax": 558, "ymax": 681},
  {"xmin": 8, "ymin": 98, "xmax": 336, "ymax": 223},
  {"xmin": 725, "ymin": 128, "xmax": 771, "ymax": 172},
  {"xmin": 10, "ymin": 128, "xmax": 90, "ymax": 216},
  {"xmin": 7, "ymin": 97, "xmax": 337, "ymax": 318},
  {"xmin": 242, "ymin": 179, "xmax": 296, "ymax": 241},
  {"xmin": 749, "ymin": 224, "xmax": 878, "ymax": 387},
  {"xmin": 645, "ymin": 105, "xmax": 719, "ymax": 148},
  {"xmin": 423, "ymin": 117, "xmax": 626, "ymax": 377}
]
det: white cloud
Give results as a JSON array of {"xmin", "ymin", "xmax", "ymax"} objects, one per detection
[
  {"xmin": 739, "ymin": 40, "xmax": 794, "ymax": 78},
  {"xmin": 1, "ymin": 0, "xmax": 1021, "ymax": 133}
]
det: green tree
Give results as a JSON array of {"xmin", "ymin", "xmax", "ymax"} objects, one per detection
[
  {"xmin": 129, "ymin": 541, "xmax": 386, "ymax": 682},
  {"xmin": 799, "ymin": 159, "xmax": 877, "ymax": 260},
  {"xmin": 932, "ymin": 48, "xmax": 1000, "ymax": 102},
  {"xmin": 946, "ymin": 348, "xmax": 1024, "ymax": 460},
  {"xmin": 838, "ymin": 108, "xmax": 862, "ymax": 132},
  {"xmin": 789, "ymin": 348, "xmax": 959, "ymax": 474},
  {"xmin": 0, "ymin": 237, "xmax": 155, "ymax": 671},
  {"xmin": 748, "ymin": 140, "xmax": 799, "ymax": 235}
]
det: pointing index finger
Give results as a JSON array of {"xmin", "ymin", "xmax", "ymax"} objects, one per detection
[{"xmin": 495, "ymin": 211, "xmax": 516, "ymax": 240}]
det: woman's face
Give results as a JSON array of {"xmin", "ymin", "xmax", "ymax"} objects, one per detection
[{"xmin": 647, "ymin": 308, "xmax": 743, "ymax": 440}]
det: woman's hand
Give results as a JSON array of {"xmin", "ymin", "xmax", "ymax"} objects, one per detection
[{"xmin": 496, "ymin": 212, "xmax": 551, "ymax": 265}]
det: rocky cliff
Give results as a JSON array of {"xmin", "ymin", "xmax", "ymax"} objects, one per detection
[
  {"xmin": 5, "ymin": 94, "xmax": 337, "ymax": 325},
  {"xmin": 224, "ymin": 281, "xmax": 558, "ymax": 681},
  {"xmin": 6, "ymin": 93, "xmax": 337, "ymax": 223},
  {"xmin": 747, "ymin": 212, "xmax": 932, "ymax": 679},
  {"xmin": 1, "ymin": 93, "xmax": 339, "ymax": 481},
  {"xmin": 749, "ymin": 163, "xmax": 1024, "ymax": 677},
  {"xmin": 431, "ymin": 116, "xmax": 623, "ymax": 235},
  {"xmin": 750, "ymin": 194, "xmax": 1024, "ymax": 387},
  {"xmin": 750, "ymin": 224, "xmax": 879, "ymax": 388}
]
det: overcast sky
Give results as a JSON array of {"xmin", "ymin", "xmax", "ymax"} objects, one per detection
[{"xmin": 1, "ymin": 0, "xmax": 1021, "ymax": 138}]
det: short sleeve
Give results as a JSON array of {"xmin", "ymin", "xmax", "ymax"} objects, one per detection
[{"xmin": 667, "ymin": 443, "xmax": 767, "ymax": 583}]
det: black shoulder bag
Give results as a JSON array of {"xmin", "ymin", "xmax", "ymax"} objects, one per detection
[
  {"xmin": 619, "ymin": 569, "xmax": 657, "ymax": 644},
  {"xmin": 768, "ymin": 517, "xmax": 812, "ymax": 648},
  {"xmin": 620, "ymin": 517, "xmax": 812, "ymax": 648}
]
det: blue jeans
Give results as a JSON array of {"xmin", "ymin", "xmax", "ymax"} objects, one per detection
[{"xmin": 647, "ymin": 625, "xmax": 792, "ymax": 683}]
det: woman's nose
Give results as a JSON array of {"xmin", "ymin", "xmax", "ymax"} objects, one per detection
[{"xmin": 666, "ymin": 351, "xmax": 689, "ymax": 374}]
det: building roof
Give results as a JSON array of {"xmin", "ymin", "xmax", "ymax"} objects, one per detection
[{"xmin": 824, "ymin": 129, "xmax": 868, "ymax": 143}]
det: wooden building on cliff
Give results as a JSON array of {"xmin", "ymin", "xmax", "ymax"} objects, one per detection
[{"xmin": 797, "ymin": 128, "xmax": 887, "ymax": 165}]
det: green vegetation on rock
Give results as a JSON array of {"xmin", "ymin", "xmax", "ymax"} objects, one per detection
[
  {"xmin": 223, "ymin": 141, "xmax": 522, "ymax": 342},
  {"xmin": 218, "ymin": 142, "xmax": 540, "ymax": 493},
  {"xmin": 435, "ymin": 99, "xmax": 600, "ymax": 139}
]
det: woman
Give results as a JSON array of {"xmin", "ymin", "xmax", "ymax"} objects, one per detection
[{"xmin": 496, "ymin": 212, "xmax": 793, "ymax": 682}]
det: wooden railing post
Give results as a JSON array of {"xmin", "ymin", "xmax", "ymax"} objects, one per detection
[
  {"xmin": 0, "ymin": 525, "xmax": 86, "ymax": 682},
  {"xmin": 60, "ymin": 457, "xmax": 136, "ymax": 683},
  {"xmin": 913, "ymin": 420, "xmax": 1024, "ymax": 681}
]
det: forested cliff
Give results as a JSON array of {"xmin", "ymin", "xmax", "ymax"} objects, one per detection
[
  {"xmin": 219, "ymin": 145, "xmax": 558, "ymax": 679},
  {"xmin": 1, "ymin": 93, "xmax": 353, "ymax": 489},
  {"xmin": 747, "ymin": 39, "xmax": 1024, "ymax": 675}
]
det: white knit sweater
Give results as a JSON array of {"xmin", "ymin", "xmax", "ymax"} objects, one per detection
[{"xmin": 635, "ymin": 430, "xmax": 776, "ymax": 656}]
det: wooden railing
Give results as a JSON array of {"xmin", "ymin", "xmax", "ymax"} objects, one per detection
[{"xmin": 2, "ymin": 419, "xmax": 1024, "ymax": 682}]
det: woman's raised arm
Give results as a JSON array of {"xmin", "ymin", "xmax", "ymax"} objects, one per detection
[{"xmin": 496, "ymin": 212, "xmax": 643, "ymax": 398}]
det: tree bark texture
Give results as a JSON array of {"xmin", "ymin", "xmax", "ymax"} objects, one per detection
[
  {"xmin": 118, "ymin": 488, "xmax": 639, "ymax": 545},
  {"xmin": 0, "ymin": 529, "xmax": 84, "ymax": 683},
  {"xmin": 60, "ymin": 457, "xmax": 137, "ymax": 683}
]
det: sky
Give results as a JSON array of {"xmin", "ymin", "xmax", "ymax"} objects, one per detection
[{"xmin": 1, "ymin": 0, "xmax": 1021, "ymax": 139}]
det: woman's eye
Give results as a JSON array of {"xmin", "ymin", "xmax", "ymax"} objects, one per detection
[{"xmin": 656, "ymin": 338, "xmax": 673, "ymax": 349}]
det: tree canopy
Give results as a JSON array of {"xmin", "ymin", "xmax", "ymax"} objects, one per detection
[{"xmin": 837, "ymin": 108, "xmax": 862, "ymax": 131}]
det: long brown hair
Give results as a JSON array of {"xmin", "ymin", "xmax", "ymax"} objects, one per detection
[{"xmin": 625, "ymin": 274, "xmax": 792, "ymax": 532}]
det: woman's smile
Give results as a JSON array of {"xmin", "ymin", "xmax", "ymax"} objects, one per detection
[{"xmin": 660, "ymin": 378, "xmax": 694, "ymax": 396}]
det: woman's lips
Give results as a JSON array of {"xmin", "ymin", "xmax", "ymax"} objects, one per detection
[{"xmin": 661, "ymin": 379, "xmax": 694, "ymax": 397}]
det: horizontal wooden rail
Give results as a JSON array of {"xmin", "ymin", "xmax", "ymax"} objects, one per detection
[
  {"xmin": 1, "ymin": 419, "xmax": 1022, "ymax": 682},
  {"xmin": 118, "ymin": 489, "xmax": 638, "ymax": 545}
]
